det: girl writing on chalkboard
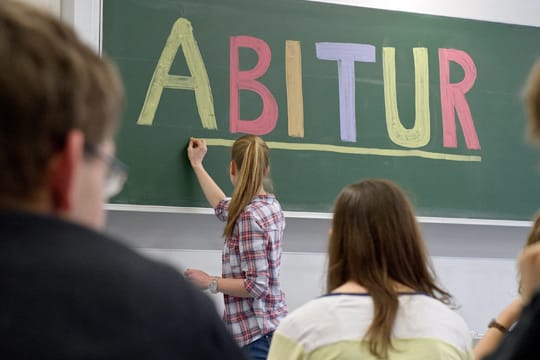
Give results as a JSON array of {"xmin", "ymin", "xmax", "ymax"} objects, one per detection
[
  {"xmin": 268, "ymin": 179, "xmax": 473, "ymax": 360},
  {"xmin": 184, "ymin": 135, "xmax": 287, "ymax": 360}
]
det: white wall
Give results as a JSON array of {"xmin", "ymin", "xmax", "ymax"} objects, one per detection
[
  {"xmin": 310, "ymin": 0, "xmax": 540, "ymax": 27},
  {"xmin": 137, "ymin": 248, "xmax": 519, "ymax": 340},
  {"xmin": 61, "ymin": 0, "xmax": 540, "ymax": 340},
  {"xmin": 15, "ymin": 0, "xmax": 100, "ymax": 53},
  {"xmin": 60, "ymin": 0, "xmax": 101, "ymax": 53},
  {"xmin": 103, "ymin": 208, "xmax": 527, "ymax": 339},
  {"xmin": 18, "ymin": 0, "xmax": 60, "ymax": 16}
]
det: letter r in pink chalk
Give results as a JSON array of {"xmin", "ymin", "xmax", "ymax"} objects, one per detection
[
  {"xmin": 439, "ymin": 49, "xmax": 480, "ymax": 149},
  {"xmin": 230, "ymin": 36, "xmax": 278, "ymax": 135},
  {"xmin": 316, "ymin": 42, "xmax": 376, "ymax": 142}
]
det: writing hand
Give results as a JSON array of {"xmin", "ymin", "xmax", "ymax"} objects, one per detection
[{"xmin": 187, "ymin": 137, "xmax": 208, "ymax": 168}]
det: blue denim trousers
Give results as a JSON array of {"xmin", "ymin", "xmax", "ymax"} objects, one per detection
[{"xmin": 243, "ymin": 332, "xmax": 274, "ymax": 360}]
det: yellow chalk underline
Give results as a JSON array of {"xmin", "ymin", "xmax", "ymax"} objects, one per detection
[{"xmin": 204, "ymin": 138, "xmax": 481, "ymax": 162}]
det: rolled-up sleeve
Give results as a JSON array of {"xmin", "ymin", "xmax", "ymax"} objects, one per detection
[
  {"xmin": 238, "ymin": 212, "xmax": 270, "ymax": 299},
  {"xmin": 214, "ymin": 198, "xmax": 231, "ymax": 222}
]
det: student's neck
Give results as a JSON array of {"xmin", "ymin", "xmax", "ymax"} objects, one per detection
[
  {"xmin": 0, "ymin": 193, "xmax": 53, "ymax": 215},
  {"xmin": 332, "ymin": 281, "xmax": 368, "ymax": 293},
  {"xmin": 332, "ymin": 280, "xmax": 416, "ymax": 294}
]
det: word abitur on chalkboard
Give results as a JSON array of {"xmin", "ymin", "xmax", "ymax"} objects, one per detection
[
  {"xmin": 103, "ymin": 0, "xmax": 540, "ymax": 220},
  {"xmin": 137, "ymin": 18, "xmax": 480, "ymax": 162}
]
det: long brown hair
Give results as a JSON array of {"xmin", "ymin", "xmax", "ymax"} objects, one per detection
[
  {"xmin": 223, "ymin": 135, "xmax": 270, "ymax": 238},
  {"xmin": 327, "ymin": 179, "xmax": 452, "ymax": 359}
]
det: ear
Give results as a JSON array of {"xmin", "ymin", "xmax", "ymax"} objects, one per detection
[
  {"xmin": 49, "ymin": 130, "xmax": 84, "ymax": 212},
  {"xmin": 229, "ymin": 160, "xmax": 236, "ymax": 176}
]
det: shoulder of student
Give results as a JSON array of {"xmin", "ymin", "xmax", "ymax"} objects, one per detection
[
  {"xmin": 0, "ymin": 212, "xmax": 244, "ymax": 358},
  {"xmin": 275, "ymin": 294, "xmax": 471, "ymax": 355},
  {"xmin": 74, "ymin": 227, "xmax": 246, "ymax": 357},
  {"xmin": 242, "ymin": 196, "xmax": 284, "ymax": 225}
]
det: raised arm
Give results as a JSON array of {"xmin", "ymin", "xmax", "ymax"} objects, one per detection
[{"xmin": 187, "ymin": 137, "xmax": 226, "ymax": 208}]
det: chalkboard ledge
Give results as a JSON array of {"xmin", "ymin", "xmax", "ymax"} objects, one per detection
[{"xmin": 105, "ymin": 204, "xmax": 532, "ymax": 227}]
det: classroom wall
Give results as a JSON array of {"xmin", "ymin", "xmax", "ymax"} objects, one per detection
[
  {"xmin": 65, "ymin": 0, "xmax": 540, "ymax": 339},
  {"xmin": 16, "ymin": 0, "xmax": 97, "ymax": 51},
  {"xmin": 60, "ymin": 0, "xmax": 101, "ymax": 53},
  {"xmin": 19, "ymin": 0, "xmax": 60, "ymax": 16}
]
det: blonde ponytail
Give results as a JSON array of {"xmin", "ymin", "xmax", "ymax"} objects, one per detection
[{"xmin": 224, "ymin": 135, "xmax": 269, "ymax": 238}]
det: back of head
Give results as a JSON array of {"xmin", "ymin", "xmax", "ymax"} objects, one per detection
[
  {"xmin": 524, "ymin": 59, "xmax": 540, "ymax": 141},
  {"xmin": 327, "ymin": 179, "xmax": 438, "ymax": 292},
  {"xmin": 327, "ymin": 179, "xmax": 452, "ymax": 358},
  {"xmin": 526, "ymin": 215, "xmax": 540, "ymax": 247},
  {"xmin": 0, "ymin": 1, "xmax": 123, "ymax": 209},
  {"xmin": 224, "ymin": 135, "xmax": 269, "ymax": 238}
]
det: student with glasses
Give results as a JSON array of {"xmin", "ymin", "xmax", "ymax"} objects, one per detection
[
  {"xmin": 83, "ymin": 142, "xmax": 128, "ymax": 199},
  {"xmin": 0, "ymin": 2, "xmax": 245, "ymax": 358}
]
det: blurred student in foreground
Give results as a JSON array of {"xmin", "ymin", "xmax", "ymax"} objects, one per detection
[
  {"xmin": 0, "ymin": 1, "xmax": 244, "ymax": 358},
  {"xmin": 483, "ymin": 59, "xmax": 540, "ymax": 359},
  {"xmin": 473, "ymin": 216, "xmax": 540, "ymax": 359},
  {"xmin": 268, "ymin": 179, "xmax": 473, "ymax": 360}
]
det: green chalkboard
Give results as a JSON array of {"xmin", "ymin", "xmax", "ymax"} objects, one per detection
[{"xmin": 103, "ymin": 0, "xmax": 540, "ymax": 220}]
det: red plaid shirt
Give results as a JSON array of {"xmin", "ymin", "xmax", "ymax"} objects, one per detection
[{"xmin": 215, "ymin": 195, "xmax": 288, "ymax": 347}]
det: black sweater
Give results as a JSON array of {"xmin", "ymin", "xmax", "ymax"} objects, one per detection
[{"xmin": 0, "ymin": 211, "xmax": 245, "ymax": 359}]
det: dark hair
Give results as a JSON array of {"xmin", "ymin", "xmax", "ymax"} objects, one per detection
[
  {"xmin": 327, "ymin": 179, "xmax": 453, "ymax": 359},
  {"xmin": 224, "ymin": 135, "xmax": 269, "ymax": 238},
  {"xmin": 0, "ymin": 1, "xmax": 123, "ymax": 206}
]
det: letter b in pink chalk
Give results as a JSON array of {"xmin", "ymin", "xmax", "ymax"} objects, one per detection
[
  {"xmin": 439, "ymin": 49, "xmax": 480, "ymax": 150},
  {"xmin": 230, "ymin": 36, "xmax": 278, "ymax": 135}
]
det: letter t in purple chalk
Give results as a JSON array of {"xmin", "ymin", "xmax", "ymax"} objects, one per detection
[{"xmin": 316, "ymin": 43, "xmax": 376, "ymax": 142}]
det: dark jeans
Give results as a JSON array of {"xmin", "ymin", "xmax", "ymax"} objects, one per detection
[{"xmin": 243, "ymin": 332, "xmax": 274, "ymax": 360}]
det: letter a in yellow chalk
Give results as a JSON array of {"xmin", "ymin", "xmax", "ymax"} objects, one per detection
[
  {"xmin": 383, "ymin": 47, "xmax": 430, "ymax": 148},
  {"xmin": 137, "ymin": 18, "xmax": 217, "ymax": 129}
]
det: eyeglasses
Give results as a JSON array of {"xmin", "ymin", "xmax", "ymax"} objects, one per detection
[{"xmin": 83, "ymin": 142, "xmax": 128, "ymax": 198}]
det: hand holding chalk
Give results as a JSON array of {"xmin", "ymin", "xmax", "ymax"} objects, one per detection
[{"xmin": 187, "ymin": 137, "xmax": 208, "ymax": 168}]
